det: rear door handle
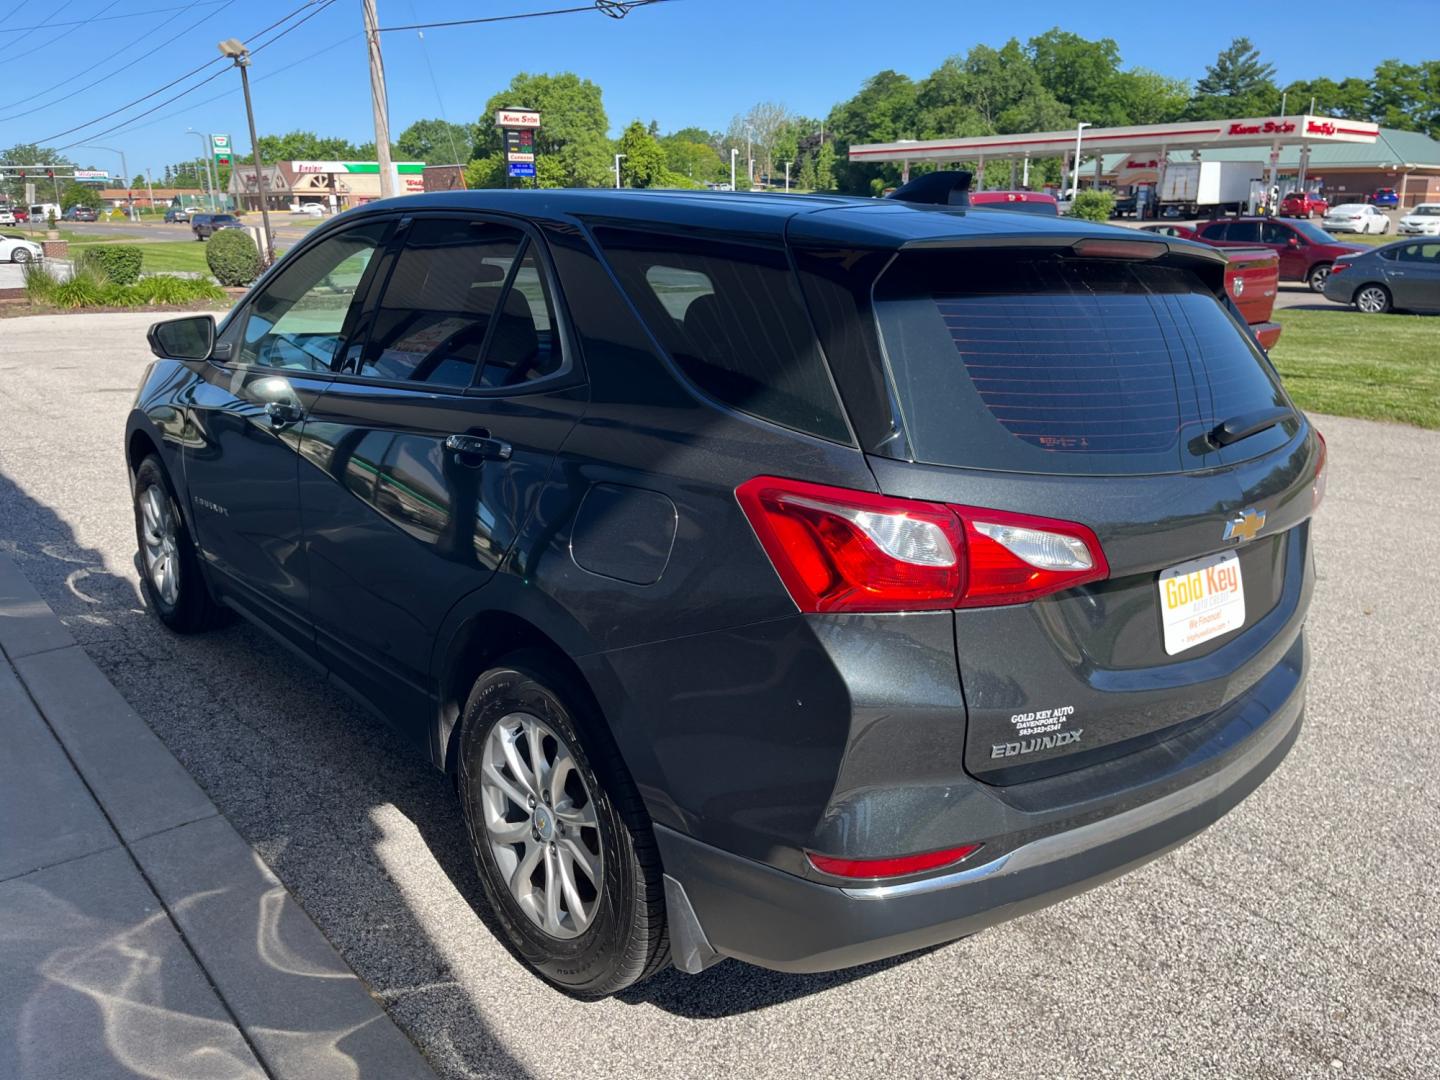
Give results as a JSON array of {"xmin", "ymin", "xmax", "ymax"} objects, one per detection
[
  {"xmin": 265, "ymin": 401, "xmax": 305, "ymax": 428},
  {"xmin": 445, "ymin": 433, "xmax": 513, "ymax": 461}
]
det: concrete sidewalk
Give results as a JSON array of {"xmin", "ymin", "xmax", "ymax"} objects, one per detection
[{"xmin": 0, "ymin": 554, "xmax": 435, "ymax": 1080}]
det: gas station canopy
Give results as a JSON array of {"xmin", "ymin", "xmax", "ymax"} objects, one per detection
[{"xmin": 848, "ymin": 114, "xmax": 1380, "ymax": 166}]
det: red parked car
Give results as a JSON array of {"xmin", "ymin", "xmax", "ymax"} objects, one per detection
[
  {"xmin": 1138, "ymin": 223, "xmax": 1198, "ymax": 240},
  {"xmin": 1279, "ymin": 191, "xmax": 1328, "ymax": 219},
  {"xmin": 1193, "ymin": 217, "xmax": 1365, "ymax": 291}
]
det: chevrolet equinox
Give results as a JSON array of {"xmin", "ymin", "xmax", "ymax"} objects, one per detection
[{"xmin": 126, "ymin": 175, "xmax": 1321, "ymax": 998}]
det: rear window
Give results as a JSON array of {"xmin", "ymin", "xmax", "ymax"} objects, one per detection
[
  {"xmin": 594, "ymin": 227, "xmax": 850, "ymax": 443},
  {"xmin": 872, "ymin": 254, "xmax": 1293, "ymax": 475}
]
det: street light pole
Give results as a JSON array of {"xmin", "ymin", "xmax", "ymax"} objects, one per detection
[
  {"xmin": 613, "ymin": 153, "xmax": 626, "ymax": 189},
  {"xmin": 1070, "ymin": 122, "xmax": 1092, "ymax": 199},
  {"xmin": 79, "ymin": 145, "xmax": 135, "ymax": 221},
  {"xmin": 783, "ymin": 161, "xmax": 790, "ymax": 193},
  {"xmin": 187, "ymin": 129, "xmax": 217, "ymax": 212},
  {"xmin": 730, "ymin": 148, "xmax": 737, "ymax": 191},
  {"xmin": 219, "ymin": 38, "xmax": 274, "ymax": 264}
]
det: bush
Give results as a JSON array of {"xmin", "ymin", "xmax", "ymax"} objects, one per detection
[
  {"xmin": 23, "ymin": 261, "xmax": 226, "ymax": 309},
  {"xmin": 206, "ymin": 228, "xmax": 262, "ymax": 286},
  {"xmin": 22, "ymin": 260, "xmax": 61, "ymax": 303},
  {"xmin": 50, "ymin": 264, "xmax": 110, "ymax": 309},
  {"xmin": 1069, "ymin": 190, "xmax": 1116, "ymax": 222},
  {"xmin": 78, "ymin": 244, "xmax": 144, "ymax": 285}
]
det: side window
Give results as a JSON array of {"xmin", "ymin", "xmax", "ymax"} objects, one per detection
[
  {"xmin": 1228, "ymin": 221, "xmax": 1261, "ymax": 243},
  {"xmin": 476, "ymin": 244, "xmax": 565, "ymax": 389},
  {"xmin": 1199, "ymin": 222, "xmax": 1228, "ymax": 241},
  {"xmin": 1260, "ymin": 222, "xmax": 1292, "ymax": 245},
  {"xmin": 1399, "ymin": 242, "xmax": 1440, "ymax": 263},
  {"xmin": 594, "ymin": 227, "xmax": 851, "ymax": 443},
  {"xmin": 239, "ymin": 223, "xmax": 389, "ymax": 370},
  {"xmin": 357, "ymin": 218, "xmax": 523, "ymax": 387}
]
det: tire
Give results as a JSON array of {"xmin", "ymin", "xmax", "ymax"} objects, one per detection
[
  {"xmin": 132, "ymin": 455, "xmax": 228, "ymax": 633},
  {"xmin": 12, "ymin": 247, "xmax": 31, "ymax": 264},
  {"xmin": 1307, "ymin": 263, "xmax": 1333, "ymax": 292},
  {"xmin": 456, "ymin": 651, "xmax": 669, "ymax": 999},
  {"xmin": 1355, "ymin": 284, "xmax": 1391, "ymax": 314}
]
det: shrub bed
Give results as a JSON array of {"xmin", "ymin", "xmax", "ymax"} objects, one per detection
[
  {"xmin": 77, "ymin": 244, "xmax": 144, "ymax": 285},
  {"xmin": 206, "ymin": 229, "xmax": 263, "ymax": 286},
  {"xmin": 23, "ymin": 262, "xmax": 227, "ymax": 309}
]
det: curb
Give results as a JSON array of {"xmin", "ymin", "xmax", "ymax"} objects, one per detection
[{"xmin": 0, "ymin": 554, "xmax": 436, "ymax": 1079}]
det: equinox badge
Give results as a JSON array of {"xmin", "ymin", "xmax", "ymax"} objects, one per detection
[{"xmin": 1223, "ymin": 508, "xmax": 1266, "ymax": 544}]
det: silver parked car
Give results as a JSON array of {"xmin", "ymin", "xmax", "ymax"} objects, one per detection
[{"xmin": 1323, "ymin": 239, "xmax": 1440, "ymax": 314}]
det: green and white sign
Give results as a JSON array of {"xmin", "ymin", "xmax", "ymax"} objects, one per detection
[{"xmin": 212, "ymin": 134, "xmax": 232, "ymax": 167}]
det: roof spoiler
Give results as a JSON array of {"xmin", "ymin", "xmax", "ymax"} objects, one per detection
[{"xmin": 887, "ymin": 170, "xmax": 972, "ymax": 208}]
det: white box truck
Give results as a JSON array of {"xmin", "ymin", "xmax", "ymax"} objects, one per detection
[{"xmin": 1159, "ymin": 162, "xmax": 1264, "ymax": 215}]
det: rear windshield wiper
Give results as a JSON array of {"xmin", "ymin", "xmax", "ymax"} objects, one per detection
[{"xmin": 1207, "ymin": 406, "xmax": 1294, "ymax": 448}]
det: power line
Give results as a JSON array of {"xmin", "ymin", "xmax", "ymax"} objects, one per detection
[
  {"xmin": 27, "ymin": 0, "xmax": 332, "ymax": 148},
  {"xmin": 0, "ymin": 1, "xmax": 226, "ymax": 32},
  {"xmin": 49, "ymin": 0, "xmax": 339, "ymax": 154},
  {"xmin": 0, "ymin": 0, "xmax": 238, "ymax": 118},
  {"xmin": 376, "ymin": 0, "xmax": 678, "ymax": 33},
  {"xmin": 0, "ymin": 0, "xmax": 123, "ymax": 64},
  {"xmin": 0, "ymin": 0, "xmax": 80, "ymax": 56}
]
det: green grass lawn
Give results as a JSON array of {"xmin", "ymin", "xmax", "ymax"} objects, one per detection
[
  {"xmin": 1269, "ymin": 308, "xmax": 1440, "ymax": 428},
  {"xmin": 67, "ymin": 240, "xmax": 212, "ymax": 275}
]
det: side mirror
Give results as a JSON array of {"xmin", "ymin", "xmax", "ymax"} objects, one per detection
[
  {"xmin": 1287, "ymin": 237, "xmax": 1300, "ymax": 248},
  {"xmin": 148, "ymin": 314, "xmax": 216, "ymax": 360}
]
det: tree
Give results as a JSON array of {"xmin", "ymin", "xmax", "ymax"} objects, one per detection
[
  {"xmin": 813, "ymin": 141, "xmax": 836, "ymax": 192},
  {"xmin": 1098, "ymin": 69, "xmax": 1189, "ymax": 126},
  {"xmin": 1, "ymin": 142, "xmax": 72, "ymax": 204},
  {"xmin": 826, "ymin": 70, "xmax": 918, "ymax": 193},
  {"xmin": 661, "ymin": 134, "xmax": 723, "ymax": 183},
  {"xmin": 617, "ymin": 121, "xmax": 667, "ymax": 187},
  {"xmin": 1281, "ymin": 76, "xmax": 1371, "ymax": 120},
  {"xmin": 397, "ymin": 118, "xmax": 477, "ymax": 163},
  {"xmin": 1368, "ymin": 60, "xmax": 1440, "ymax": 139},
  {"xmin": 252, "ymin": 131, "xmax": 368, "ymax": 161},
  {"xmin": 476, "ymin": 72, "xmax": 611, "ymax": 188},
  {"xmin": 1188, "ymin": 38, "xmax": 1279, "ymax": 119},
  {"xmin": 727, "ymin": 101, "xmax": 792, "ymax": 183},
  {"xmin": 1027, "ymin": 29, "xmax": 1121, "ymax": 121},
  {"xmin": 60, "ymin": 180, "xmax": 101, "ymax": 210}
]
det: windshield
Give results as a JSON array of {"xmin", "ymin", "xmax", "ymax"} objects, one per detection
[
  {"xmin": 1290, "ymin": 220, "xmax": 1335, "ymax": 244},
  {"xmin": 872, "ymin": 253, "xmax": 1292, "ymax": 476},
  {"xmin": 1413, "ymin": 206, "xmax": 1440, "ymax": 217}
]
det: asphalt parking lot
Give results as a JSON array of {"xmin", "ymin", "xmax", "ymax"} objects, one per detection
[{"xmin": 1, "ymin": 311, "xmax": 1437, "ymax": 1079}]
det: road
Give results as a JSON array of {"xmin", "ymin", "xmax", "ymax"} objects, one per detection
[{"xmin": 1, "ymin": 312, "xmax": 1436, "ymax": 1080}]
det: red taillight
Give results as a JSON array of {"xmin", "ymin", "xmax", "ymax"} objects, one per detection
[
  {"xmin": 806, "ymin": 843, "xmax": 982, "ymax": 880},
  {"xmin": 735, "ymin": 477, "xmax": 1109, "ymax": 613},
  {"xmin": 1313, "ymin": 430, "xmax": 1327, "ymax": 510},
  {"xmin": 1332, "ymin": 261, "xmax": 1352, "ymax": 275}
]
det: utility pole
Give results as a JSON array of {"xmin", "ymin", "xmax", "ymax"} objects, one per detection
[
  {"xmin": 614, "ymin": 153, "xmax": 626, "ymax": 189},
  {"xmin": 188, "ymin": 131, "xmax": 215, "ymax": 211},
  {"xmin": 730, "ymin": 148, "xmax": 737, "ymax": 191},
  {"xmin": 363, "ymin": 0, "xmax": 397, "ymax": 199},
  {"xmin": 219, "ymin": 38, "xmax": 274, "ymax": 264},
  {"xmin": 145, "ymin": 168, "xmax": 156, "ymax": 216},
  {"xmin": 783, "ymin": 161, "xmax": 790, "ymax": 193}
]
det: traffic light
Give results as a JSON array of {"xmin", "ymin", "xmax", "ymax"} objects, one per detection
[
  {"xmin": 45, "ymin": 169, "xmax": 54, "ymax": 179},
  {"xmin": 17, "ymin": 169, "xmax": 25, "ymax": 179}
]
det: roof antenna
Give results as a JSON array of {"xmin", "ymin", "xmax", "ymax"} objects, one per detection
[{"xmin": 887, "ymin": 170, "xmax": 973, "ymax": 207}]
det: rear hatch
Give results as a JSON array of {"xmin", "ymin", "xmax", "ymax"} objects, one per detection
[{"xmin": 799, "ymin": 235, "xmax": 1321, "ymax": 784}]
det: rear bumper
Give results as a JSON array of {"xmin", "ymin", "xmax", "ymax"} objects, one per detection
[{"xmin": 658, "ymin": 649, "xmax": 1305, "ymax": 974}]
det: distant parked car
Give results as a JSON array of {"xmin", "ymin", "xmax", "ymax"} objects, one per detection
[
  {"xmin": 969, "ymin": 190, "xmax": 1058, "ymax": 215},
  {"xmin": 0, "ymin": 207, "xmax": 14, "ymax": 226},
  {"xmin": 1321, "ymin": 203, "xmax": 1391, "ymax": 235},
  {"xmin": 63, "ymin": 205, "xmax": 98, "ymax": 222},
  {"xmin": 1193, "ymin": 217, "xmax": 1365, "ymax": 291},
  {"xmin": 1279, "ymin": 191, "xmax": 1328, "ymax": 219},
  {"xmin": 11, "ymin": 207, "xmax": 29, "ymax": 223},
  {"xmin": 1139, "ymin": 223, "xmax": 1198, "ymax": 240},
  {"xmin": 1323, "ymin": 239, "xmax": 1440, "ymax": 314},
  {"xmin": 294, "ymin": 203, "xmax": 326, "ymax": 217},
  {"xmin": 1109, "ymin": 193, "xmax": 1138, "ymax": 217},
  {"xmin": 0, "ymin": 235, "xmax": 43, "ymax": 263},
  {"xmin": 191, "ymin": 213, "xmax": 242, "ymax": 240},
  {"xmin": 1369, "ymin": 188, "xmax": 1399, "ymax": 209},
  {"xmin": 164, "ymin": 206, "xmax": 191, "ymax": 223},
  {"xmin": 1397, "ymin": 203, "xmax": 1440, "ymax": 236}
]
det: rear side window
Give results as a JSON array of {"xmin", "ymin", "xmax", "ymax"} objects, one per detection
[
  {"xmin": 1198, "ymin": 222, "xmax": 1227, "ymax": 240},
  {"xmin": 1227, "ymin": 221, "xmax": 1262, "ymax": 243},
  {"xmin": 594, "ymin": 227, "xmax": 850, "ymax": 443},
  {"xmin": 872, "ymin": 254, "xmax": 1292, "ymax": 475}
]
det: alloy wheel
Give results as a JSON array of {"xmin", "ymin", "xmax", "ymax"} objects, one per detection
[
  {"xmin": 479, "ymin": 711, "xmax": 603, "ymax": 939},
  {"xmin": 139, "ymin": 485, "xmax": 180, "ymax": 607},
  {"xmin": 1356, "ymin": 286, "xmax": 1389, "ymax": 314},
  {"xmin": 1309, "ymin": 265, "xmax": 1330, "ymax": 291}
]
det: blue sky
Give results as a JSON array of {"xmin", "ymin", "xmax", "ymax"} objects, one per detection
[{"xmin": 2, "ymin": 0, "xmax": 1436, "ymax": 177}]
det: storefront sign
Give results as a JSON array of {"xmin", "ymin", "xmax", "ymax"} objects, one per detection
[
  {"xmin": 496, "ymin": 109, "xmax": 541, "ymax": 129},
  {"xmin": 507, "ymin": 161, "xmax": 536, "ymax": 178},
  {"xmin": 73, "ymin": 169, "xmax": 110, "ymax": 182},
  {"xmin": 1227, "ymin": 119, "xmax": 1297, "ymax": 137},
  {"xmin": 212, "ymin": 134, "xmax": 232, "ymax": 167}
]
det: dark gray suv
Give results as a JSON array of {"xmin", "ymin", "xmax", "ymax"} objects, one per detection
[{"xmin": 127, "ymin": 177, "xmax": 1322, "ymax": 998}]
